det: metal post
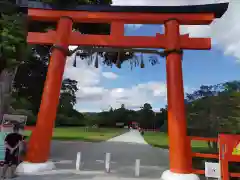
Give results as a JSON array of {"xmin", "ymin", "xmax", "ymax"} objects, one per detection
[
  {"xmin": 76, "ymin": 152, "xmax": 81, "ymax": 170},
  {"xmin": 105, "ymin": 153, "xmax": 111, "ymax": 173},
  {"xmin": 135, "ymin": 159, "xmax": 140, "ymax": 177}
]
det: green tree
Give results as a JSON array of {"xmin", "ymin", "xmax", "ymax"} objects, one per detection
[
  {"xmin": 155, "ymin": 108, "xmax": 167, "ymax": 129},
  {"xmin": 13, "ymin": 46, "xmax": 48, "ymax": 114},
  {"xmin": 58, "ymin": 79, "xmax": 78, "ymax": 113},
  {"xmin": 159, "ymin": 107, "xmax": 168, "ymax": 132},
  {"xmin": 56, "ymin": 79, "xmax": 84, "ymax": 126},
  {"xmin": 186, "ymin": 82, "xmax": 240, "ymax": 151},
  {"xmin": 112, "ymin": 104, "xmax": 131, "ymax": 126},
  {"xmin": 0, "ymin": 3, "xmax": 27, "ymax": 120},
  {"xmin": 137, "ymin": 103, "xmax": 155, "ymax": 128}
]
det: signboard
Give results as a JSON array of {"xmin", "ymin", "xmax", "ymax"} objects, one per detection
[
  {"xmin": 205, "ymin": 162, "xmax": 221, "ymax": 178},
  {"xmin": 2, "ymin": 114, "xmax": 27, "ymax": 123},
  {"xmin": 232, "ymin": 142, "xmax": 240, "ymax": 155},
  {"xmin": 1, "ymin": 114, "xmax": 27, "ymax": 135},
  {"xmin": 219, "ymin": 134, "xmax": 240, "ymax": 180},
  {"xmin": 116, "ymin": 122, "xmax": 124, "ymax": 127}
]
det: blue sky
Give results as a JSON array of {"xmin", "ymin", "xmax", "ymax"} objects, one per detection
[
  {"xmin": 99, "ymin": 24, "xmax": 239, "ymax": 111},
  {"xmin": 105, "ymin": 24, "xmax": 240, "ymax": 87},
  {"xmin": 64, "ymin": 0, "xmax": 240, "ymax": 112}
]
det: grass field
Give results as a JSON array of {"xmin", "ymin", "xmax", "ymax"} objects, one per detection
[
  {"xmin": 143, "ymin": 131, "xmax": 211, "ymax": 152},
  {"xmin": 143, "ymin": 131, "xmax": 219, "ymax": 175},
  {"xmin": 24, "ymin": 127, "xmax": 211, "ymax": 152},
  {"xmin": 24, "ymin": 127, "xmax": 126, "ymax": 141}
]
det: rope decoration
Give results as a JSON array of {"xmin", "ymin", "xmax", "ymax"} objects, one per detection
[
  {"xmin": 116, "ymin": 51, "xmax": 121, "ymax": 68},
  {"xmin": 67, "ymin": 46, "xmax": 183, "ymax": 68},
  {"xmin": 90, "ymin": 49, "xmax": 93, "ymax": 63},
  {"xmin": 50, "ymin": 44, "xmax": 70, "ymax": 56},
  {"xmin": 95, "ymin": 52, "xmax": 99, "ymax": 68},
  {"xmin": 140, "ymin": 53, "xmax": 145, "ymax": 68},
  {"xmin": 73, "ymin": 53, "xmax": 77, "ymax": 67},
  {"xmin": 159, "ymin": 49, "xmax": 183, "ymax": 57}
]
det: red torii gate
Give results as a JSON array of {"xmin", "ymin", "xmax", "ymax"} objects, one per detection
[{"xmin": 25, "ymin": 2, "xmax": 228, "ymax": 178}]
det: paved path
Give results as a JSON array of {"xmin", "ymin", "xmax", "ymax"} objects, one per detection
[
  {"xmin": 16, "ymin": 170, "xmax": 164, "ymax": 180},
  {"xmin": 15, "ymin": 130, "xmax": 169, "ymax": 179},
  {"xmin": 50, "ymin": 141, "xmax": 168, "ymax": 171},
  {"xmin": 107, "ymin": 130, "xmax": 148, "ymax": 145}
]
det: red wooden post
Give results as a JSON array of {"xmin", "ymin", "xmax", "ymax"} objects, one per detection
[
  {"xmin": 164, "ymin": 19, "xmax": 191, "ymax": 173},
  {"xmin": 219, "ymin": 134, "xmax": 240, "ymax": 180},
  {"xmin": 219, "ymin": 135, "xmax": 229, "ymax": 180},
  {"xmin": 26, "ymin": 17, "xmax": 73, "ymax": 163}
]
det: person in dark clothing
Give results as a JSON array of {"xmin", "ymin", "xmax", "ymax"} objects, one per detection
[
  {"xmin": 1, "ymin": 126, "xmax": 23, "ymax": 179},
  {"xmin": 19, "ymin": 136, "xmax": 27, "ymax": 163}
]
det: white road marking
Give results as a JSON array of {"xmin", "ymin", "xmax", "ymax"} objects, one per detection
[
  {"xmin": 56, "ymin": 160, "xmax": 73, "ymax": 164},
  {"xmin": 23, "ymin": 169, "xmax": 106, "ymax": 176},
  {"xmin": 96, "ymin": 160, "xmax": 117, "ymax": 164},
  {"xmin": 49, "ymin": 159, "xmax": 73, "ymax": 164}
]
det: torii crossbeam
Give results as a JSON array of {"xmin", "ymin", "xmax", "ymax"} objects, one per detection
[{"xmin": 23, "ymin": 2, "xmax": 228, "ymax": 179}]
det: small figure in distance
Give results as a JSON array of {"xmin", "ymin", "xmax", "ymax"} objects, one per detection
[{"xmin": 139, "ymin": 127, "xmax": 144, "ymax": 136}]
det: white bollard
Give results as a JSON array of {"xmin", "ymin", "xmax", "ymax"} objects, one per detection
[
  {"xmin": 135, "ymin": 159, "xmax": 140, "ymax": 177},
  {"xmin": 76, "ymin": 152, "xmax": 81, "ymax": 170},
  {"xmin": 105, "ymin": 153, "xmax": 111, "ymax": 173}
]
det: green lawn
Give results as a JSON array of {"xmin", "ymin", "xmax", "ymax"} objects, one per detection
[
  {"xmin": 143, "ymin": 131, "xmax": 212, "ymax": 152},
  {"xmin": 24, "ymin": 127, "xmax": 126, "ymax": 141},
  {"xmin": 23, "ymin": 128, "xmax": 211, "ymax": 152}
]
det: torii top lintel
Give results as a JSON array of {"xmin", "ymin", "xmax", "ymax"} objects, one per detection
[
  {"xmin": 27, "ymin": 3, "xmax": 229, "ymax": 49},
  {"xmin": 28, "ymin": 3, "xmax": 228, "ymax": 24}
]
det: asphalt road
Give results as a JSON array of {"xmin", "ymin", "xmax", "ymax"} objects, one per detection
[{"xmin": 49, "ymin": 140, "xmax": 169, "ymax": 178}]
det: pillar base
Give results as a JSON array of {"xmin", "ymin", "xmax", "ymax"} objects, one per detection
[
  {"xmin": 161, "ymin": 170, "xmax": 200, "ymax": 180},
  {"xmin": 16, "ymin": 161, "xmax": 56, "ymax": 175}
]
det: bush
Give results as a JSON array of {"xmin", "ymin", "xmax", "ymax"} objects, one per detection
[{"xmin": 55, "ymin": 114, "xmax": 84, "ymax": 127}]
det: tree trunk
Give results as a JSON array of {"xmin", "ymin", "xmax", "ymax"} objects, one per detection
[{"xmin": 0, "ymin": 67, "xmax": 18, "ymax": 122}]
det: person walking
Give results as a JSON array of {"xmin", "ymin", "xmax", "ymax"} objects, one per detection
[
  {"xmin": 1, "ymin": 126, "xmax": 23, "ymax": 179},
  {"xmin": 139, "ymin": 127, "xmax": 144, "ymax": 136}
]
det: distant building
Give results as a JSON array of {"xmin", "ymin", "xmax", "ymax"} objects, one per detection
[{"xmin": 129, "ymin": 121, "xmax": 139, "ymax": 129}]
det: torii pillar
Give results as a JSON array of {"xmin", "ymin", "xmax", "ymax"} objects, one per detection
[
  {"xmin": 21, "ymin": 17, "xmax": 73, "ymax": 171},
  {"xmin": 162, "ymin": 19, "xmax": 195, "ymax": 180}
]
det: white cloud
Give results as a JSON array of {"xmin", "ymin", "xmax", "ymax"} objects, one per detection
[
  {"xmin": 114, "ymin": 0, "xmax": 240, "ymax": 61},
  {"xmin": 113, "ymin": 0, "xmax": 229, "ymax": 6},
  {"xmin": 64, "ymin": 54, "xmax": 101, "ymax": 86},
  {"xmin": 63, "ymin": 55, "xmax": 167, "ymax": 111},
  {"xmin": 102, "ymin": 72, "xmax": 119, "ymax": 79},
  {"xmin": 64, "ymin": 54, "xmax": 194, "ymax": 112},
  {"xmin": 75, "ymin": 81, "xmax": 168, "ymax": 111},
  {"xmin": 179, "ymin": 0, "xmax": 240, "ymax": 61}
]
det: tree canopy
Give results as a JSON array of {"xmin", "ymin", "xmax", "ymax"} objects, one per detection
[{"xmin": 185, "ymin": 82, "xmax": 240, "ymax": 136}]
